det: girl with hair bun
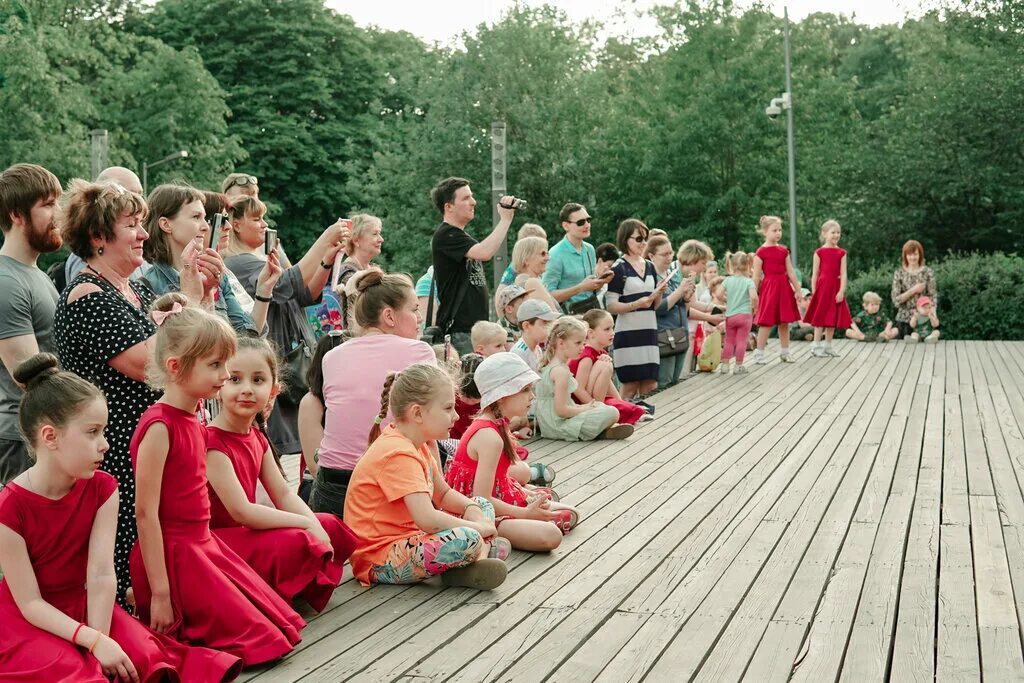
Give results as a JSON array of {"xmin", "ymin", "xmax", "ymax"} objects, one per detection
[
  {"xmin": 0, "ymin": 353, "xmax": 241, "ymax": 682},
  {"xmin": 130, "ymin": 295, "xmax": 304, "ymax": 666},
  {"xmin": 752, "ymin": 215, "xmax": 802, "ymax": 364},
  {"xmin": 311, "ymin": 269, "xmax": 437, "ymax": 516}
]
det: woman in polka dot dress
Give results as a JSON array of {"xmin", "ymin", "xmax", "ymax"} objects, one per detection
[{"xmin": 54, "ymin": 179, "xmax": 220, "ymax": 601}]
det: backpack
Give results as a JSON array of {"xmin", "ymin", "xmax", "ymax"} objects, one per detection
[{"xmin": 696, "ymin": 329, "xmax": 723, "ymax": 372}]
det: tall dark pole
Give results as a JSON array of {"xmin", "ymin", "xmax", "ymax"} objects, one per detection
[{"xmin": 783, "ymin": 7, "xmax": 799, "ymax": 268}]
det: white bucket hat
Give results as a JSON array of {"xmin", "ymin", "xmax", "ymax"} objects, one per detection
[{"xmin": 476, "ymin": 352, "xmax": 540, "ymax": 409}]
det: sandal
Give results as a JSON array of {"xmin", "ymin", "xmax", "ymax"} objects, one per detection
[
  {"xmin": 601, "ymin": 423, "xmax": 634, "ymax": 440},
  {"xmin": 529, "ymin": 462, "xmax": 556, "ymax": 486},
  {"xmin": 441, "ymin": 558, "xmax": 507, "ymax": 590},
  {"xmin": 551, "ymin": 508, "xmax": 579, "ymax": 534},
  {"xmin": 488, "ymin": 536, "xmax": 512, "ymax": 561},
  {"xmin": 529, "ymin": 485, "xmax": 560, "ymax": 503}
]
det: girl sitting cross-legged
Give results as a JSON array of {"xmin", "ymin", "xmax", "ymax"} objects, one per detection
[
  {"xmin": 446, "ymin": 353, "xmax": 579, "ymax": 548},
  {"xmin": 344, "ymin": 363, "xmax": 509, "ymax": 590}
]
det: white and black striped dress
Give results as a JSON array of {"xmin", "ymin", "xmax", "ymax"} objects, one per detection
[{"xmin": 607, "ymin": 258, "xmax": 660, "ymax": 384}]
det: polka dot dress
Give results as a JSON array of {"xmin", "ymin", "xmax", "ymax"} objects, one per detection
[{"xmin": 54, "ymin": 273, "xmax": 160, "ymax": 601}]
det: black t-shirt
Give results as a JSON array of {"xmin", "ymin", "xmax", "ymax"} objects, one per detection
[{"xmin": 431, "ymin": 222, "xmax": 488, "ymax": 333}]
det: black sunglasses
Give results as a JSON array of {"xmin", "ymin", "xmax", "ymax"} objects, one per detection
[
  {"xmin": 568, "ymin": 216, "xmax": 592, "ymax": 227},
  {"xmin": 631, "ymin": 234, "xmax": 648, "ymax": 243}
]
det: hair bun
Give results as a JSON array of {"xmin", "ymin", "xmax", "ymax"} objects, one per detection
[
  {"xmin": 152, "ymin": 291, "xmax": 189, "ymax": 313},
  {"xmin": 13, "ymin": 353, "xmax": 60, "ymax": 389},
  {"xmin": 353, "ymin": 268, "xmax": 384, "ymax": 294}
]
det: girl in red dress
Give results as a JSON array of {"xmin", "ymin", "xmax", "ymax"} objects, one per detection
[
  {"xmin": 207, "ymin": 336, "xmax": 359, "ymax": 613},
  {"xmin": 752, "ymin": 215, "xmax": 803, "ymax": 364},
  {"xmin": 0, "ymin": 353, "xmax": 241, "ymax": 682},
  {"xmin": 570, "ymin": 310, "xmax": 647, "ymax": 425},
  {"xmin": 130, "ymin": 294, "xmax": 304, "ymax": 666},
  {"xmin": 803, "ymin": 220, "xmax": 852, "ymax": 357},
  {"xmin": 445, "ymin": 353, "xmax": 579, "ymax": 546}
]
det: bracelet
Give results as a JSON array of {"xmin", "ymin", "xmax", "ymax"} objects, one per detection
[
  {"xmin": 254, "ymin": 292, "xmax": 272, "ymax": 303},
  {"xmin": 320, "ymin": 260, "xmax": 333, "ymax": 270},
  {"xmin": 87, "ymin": 630, "xmax": 102, "ymax": 653},
  {"xmin": 72, "ymin": 622, "xmax": 84, "ymax": 646}
]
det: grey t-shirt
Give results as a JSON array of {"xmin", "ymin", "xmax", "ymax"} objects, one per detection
[{"xmin": 0, "ymin": 256, "xmax": 59, "ymax": 441}]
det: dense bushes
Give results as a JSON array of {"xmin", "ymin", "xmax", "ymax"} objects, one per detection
[{"xmin": 844, "ymin": 252, "xmax": 1024, "ymax": 340}]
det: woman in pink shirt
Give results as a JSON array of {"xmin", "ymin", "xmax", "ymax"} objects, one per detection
[{"xmin": 309, "ymin": 270, "xmax": 436, "ymax": 517}]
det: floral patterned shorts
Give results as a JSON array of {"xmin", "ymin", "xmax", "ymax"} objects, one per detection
[{"xmin": 370, "ymin": 497, "xmax": 495, "ymax": 584}]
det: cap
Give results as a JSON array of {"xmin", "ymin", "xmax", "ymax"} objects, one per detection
[
  {"xmin": 498, "ymin": 284, "xmax": 530, "ymax": 310},
  {"xmin": 516, "ymin": 298, "xmax": 560, "ymax": 322},
  {"xmin": 916, "ymin": 296, "xmax": 933, "ymax": 307},
  {"xmin": 476, "ymin": 352, "xmax": 540, "ymax": 409}
]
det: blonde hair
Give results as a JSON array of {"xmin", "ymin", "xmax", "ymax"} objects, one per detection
[
  {"xmin": 517, "ymin": 223, "xmax": 546, "ymax": 240},
  {"xmin": 511, "ymin": 236, "xmax": 548, "ymax": 273},
  {"xmin": 759, "ymin": 215, "xmax": 782, "ymax": 234},
  {"xmin": 539, "ymin": 316, "xmax": 587, "ymax": 368},
  {"xmin": 348, "ymin": 213, "xmax": 382, "ymax": 252},
  {"xmin": 677, "ymin": 239, "xmax": 713, "ymax": 265},
  {"xmin": 147, "ymin": 293, "xmax": 237, "ymax": 389},
  {"xmin": 368, "ymin": 363, "xmax": 454, "ymax": 445},
  {"xmin": 581, "ymin": 308, "xmax": 613, "ymax": 330},
  {"xmin": 223, "ymin": 196, "xmax": 267, "ymax": 256},
  {"xmin": 724, "ymin": 251, "xmax": 753, "ymax": 276},
  {"xmin": 471, "ymin": 320, "xmax": 506, "ymax": 349},
  {"xmin": 863, "ymin": 291, "xmax": 882, "ymax": 305},
  {"xmin": 820, "ymin": 219, "xmax": 841, "ymax": 243}
]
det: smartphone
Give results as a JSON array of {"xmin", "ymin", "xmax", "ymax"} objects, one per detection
[
  {"xmin": 208, "ymin": 213, "xmax": 224, "ymax": 250},
  {"xmin": 444, "ymin": 334, "xmax": 452, "ymax": 363},
  {"xmin": 264, "ymin": 228, "xmax": 278, "ymax": 256},
  {"xmin": 663, "ymin": 261, "xmax": 680, "ymax": 281}
]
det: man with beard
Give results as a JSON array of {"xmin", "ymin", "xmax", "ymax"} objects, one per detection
[{"xmin": 0, "ymin": 163, "xmax": 63, "ymax": 481}]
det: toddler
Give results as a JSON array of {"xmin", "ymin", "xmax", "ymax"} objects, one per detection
[
  {"xmin": 904, "ymin": 296, "xmax": 941, "ymax": 343},
  {"xmin": 847, "ymin": 291, "xmax": 898, "ymax": 342},
  {"xmin": 471, "ymin": 321, "xmax": 508, "ymax": 357}
]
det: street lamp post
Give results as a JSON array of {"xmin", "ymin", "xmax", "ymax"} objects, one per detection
[
  {"xmin": 142, "ymin": 150, "xmax": 189, "ymax": 195},
  {"xmin": 765, "ymin": 7, "xmax": 799, "ymax": 268}
]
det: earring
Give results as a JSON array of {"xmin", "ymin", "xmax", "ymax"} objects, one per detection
[{"xmin": 98, "ymin": 246, "xmax": 104, "ymax": 256}]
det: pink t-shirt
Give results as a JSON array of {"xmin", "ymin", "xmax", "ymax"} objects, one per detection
[{"xmin": 319, "ymin": 334, "xmax": 437, "ymax": 470}]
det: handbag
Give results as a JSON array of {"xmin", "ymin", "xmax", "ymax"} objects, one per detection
[
  {"xmin": 657, "ymin": 327, "xmax": 689, "ymax": 357},
  {"xmin": 561, "ymin": 248, "xmax": 603, "ymax": 315},
  {"xmin": 420, "ymin": 269, "xmax": 466, "ymax": 344},
  {"xmin": 283, "ymin": 341, "xmax": 313, "ymax": 404}
]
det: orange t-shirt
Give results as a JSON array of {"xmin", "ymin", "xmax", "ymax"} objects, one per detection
[{"xmin": 344, "ymin": 425, "xmax": 443, "ymax": 584}]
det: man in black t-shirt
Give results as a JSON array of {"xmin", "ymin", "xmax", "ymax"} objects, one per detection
[{"xmin": 429, "ymin": 177, "xmax": 517, "ymax": 355}]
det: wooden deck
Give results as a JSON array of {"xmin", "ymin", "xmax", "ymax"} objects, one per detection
[{"xmin": 242, "ymin": 340, "xmax": 1024, "ymax": 682}]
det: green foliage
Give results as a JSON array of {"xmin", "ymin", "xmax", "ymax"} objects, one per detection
[{"xmin": 845, "ymin": 252, "xmax": 1024, "ymax": 340}]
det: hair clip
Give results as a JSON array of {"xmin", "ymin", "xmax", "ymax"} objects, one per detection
[
  {"xmin": 373, "ymin": 415, "xmax": 383, "ymax": 425},
  {"xmin": 152, "ymin": 302, "xmax": 183, "ymax": 326}
]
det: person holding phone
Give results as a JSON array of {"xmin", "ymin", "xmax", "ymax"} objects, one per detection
[
  {"xmin": 141, "ymin": 184, "xmax": 278, "ymax": 336},
  {"xmin": 604, "ymin": 219, "xmax": 668, "ymax": 399},
  {"xmin": 542, "ymin": 203, "xmax": 607, "ymax": 313},
  {"xmin": 222, "ymin": 195, "xmax": 350, "ymax": 455},
  {"xmin": 645, "ymin": 235, "xmax": 694, "ymax": 388}
]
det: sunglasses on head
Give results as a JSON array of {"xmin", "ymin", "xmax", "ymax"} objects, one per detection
[
  {"xmin": 568, "ymin": 216, "xmax": 592, "ymax": 227},
  {"xmin": 227, "ymin": 175, "xmax": 258, "ymax": 189}
]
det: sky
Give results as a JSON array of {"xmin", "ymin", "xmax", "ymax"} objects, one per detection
[{"xmin": 324, "ymin": 0, "xmax": 937, "ymax": 45}]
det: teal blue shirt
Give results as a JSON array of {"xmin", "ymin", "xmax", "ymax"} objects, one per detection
[
  {"xmin": 541, "ymin": 236, "xmax": 597, "ymax": 306},
  {"xmin": 723, "ymin": 275, "xmax": 755, "ymax": 316}
]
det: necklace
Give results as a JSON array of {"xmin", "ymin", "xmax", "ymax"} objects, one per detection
[{"xmin": 86, "ymin": 265, "xmax": 140, "ymax": 306}]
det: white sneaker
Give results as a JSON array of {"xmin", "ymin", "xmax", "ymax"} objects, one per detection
[
  {"xmin": 812, "ymin": 346, "xmax": 827, "ymax": 358},
  {"xmin": 824, "ymin": 347, "xmax": 841, "ymax": 357},
  {"xmin": 754, "ymin": 351, "xmax": 767, "ymax": 365},
  {"xmin": 639, "ymin": 413, "xmax": 655, "ymax": 422},
  {"xmin": 735, "ymin": 365, "xmax": 749, "ymax": 375},
  {"xmin": 780, "ymin": 354, "xmax": 796, "ymax": 363},
  {"xmin": 718, "ymin": 363, "xmax": 731, "ymax": 375}
]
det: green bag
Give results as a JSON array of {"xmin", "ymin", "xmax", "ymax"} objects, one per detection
[{"xmin": 697, "ymin": 329, "xmax": 723, "ymax": 373}]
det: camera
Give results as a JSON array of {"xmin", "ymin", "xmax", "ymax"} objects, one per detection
[
  {"xmin": 765, "ymin": 103, "xmax": 782, "ymax": 119},
  {"xmin": 765, "ymin": 94, "xmax": 789, "ymax": 121},
  {"xmin": 499, "ymin": 197, "xmax": 527, "ymax": 210}
]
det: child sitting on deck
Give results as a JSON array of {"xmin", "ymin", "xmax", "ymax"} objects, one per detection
[{"xmin": 846, "ymin": 291, "xmax": 899, "ymax": 343}]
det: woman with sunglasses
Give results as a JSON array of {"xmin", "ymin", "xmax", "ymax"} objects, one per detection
[
  {"xmin": 542, "ymin": 203, "xmax": 607, "ymax": 313},
  {"xmin": 605, "ymin": 219, "xmax": 669, "ymax": 399},
  {"xmin": 221, "ymin": 172, "xmax": 259, "ymax": 200}
]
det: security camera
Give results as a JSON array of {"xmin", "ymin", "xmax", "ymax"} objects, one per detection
[{"xmin": 765, "ymin": 104, "xmax": 782, "ymax": 119}]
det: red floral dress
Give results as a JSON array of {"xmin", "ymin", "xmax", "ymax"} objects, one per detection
[{"xmin": 445, "ymin": 419, "xmax": 530, "ymax": 507}]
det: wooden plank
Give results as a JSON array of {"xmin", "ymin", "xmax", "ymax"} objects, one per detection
[{"xmin": 936, "ymin": 523, "xmax": 981, "ymax": 682}]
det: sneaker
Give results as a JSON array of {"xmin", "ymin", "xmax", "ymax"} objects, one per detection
[
  {"xmin": 529, "ymin": 462, "xmax": 556, "ymax": 486},
  {"xmin": 551, "ymin": 508, "xmax": 579, "ymax": 534},
  {"xmin": 904, "ymin": 336, "xmax": 918, "ymax": 344},
  {"xmin": 734, "ymin": 365, "xmax": 749, "ymax": 375},
  {"xmin": 811, "ymin": 346, "xmax": 827, "ymax": 358},
  {"xmin": 639, "ymin": 413, "xmax": 655, "ymax": 422},
  {"xmin": 824, "ymin": 347, "xmax": 841, "ymax": 357},
  {"xmin": 754, "ymin": 353, "xmax": 767, "ymax": 365},
  {"xmin": 925, "ymin": 334, "xmax": 940, "ymax": 344},
  {"xmin": 780, "ymin": 354, "xmax": 796, "ymax": 363},
  {"xmin": 718, "ymin": 363, "xmax": 731, "ymax": 375},
  {"xmin": 488, "ymin": 537, "xmax": 512, "ymax": 561},
  {"xmin": 601, "ymin": 423, "xmax": 634, "ymax": 440},
  {"xmin": 632, "ymin": 399, "xmax": 655, "ymax": 415},
  {"xmin": 441, "ymin": 558, "xmax": 508, "ymax": 590}
]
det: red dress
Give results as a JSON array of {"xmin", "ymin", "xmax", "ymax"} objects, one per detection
[
  {"xmin": 451, "ymin": 396, "xmax": 479, "ymax": 440},
  {"xmin": 0, "ymin": 471, "xmax": 241, "ymax": 682},
  {"xmin": 445, "ymin": 419, "xmax": 530, "ymax": 507},
  {"xmin": 207, "ymin": 426, "xmax": 359, "ymax": 613},
  {"xmin": 129, "ymin": 403, "xmax": 305, "ymax": 666},
  {"xmin": 803, "ymin": 247, "xmax": 852, "ymax": 328},
  {"xmin": 755, "ymin": 245, "xmax": 801, "ymax": 326},
  {"xmin": 568, "ymin": 346, "xmax": 645, "ymax": 425}
]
